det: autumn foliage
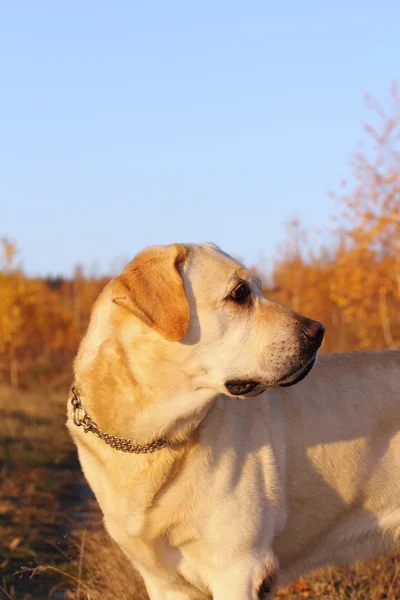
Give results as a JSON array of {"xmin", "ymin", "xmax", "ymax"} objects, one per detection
[
  {"xmin": 1, "ymin": 87, "xmax": 399, "ymax": 387},
  {"xmin": 0, "ymin": 244, "xmax": 109, "ymax": 387}
]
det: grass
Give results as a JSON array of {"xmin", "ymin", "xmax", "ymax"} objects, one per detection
[{"xmin": 0, "ymin": 383, "xmax": 399, "ymax": 599}]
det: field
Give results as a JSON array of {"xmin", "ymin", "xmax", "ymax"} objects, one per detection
[{"xmin": 0, "ymin": 382, "xmax": 399, "ymax": 600}]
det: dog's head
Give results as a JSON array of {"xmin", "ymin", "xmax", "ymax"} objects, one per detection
[{"xmin": 110, "ymin": 243, "xmax": 324, "ymax": 398}]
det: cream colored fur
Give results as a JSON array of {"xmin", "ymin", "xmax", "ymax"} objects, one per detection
[{"xmin": 67, "ymin": 243, "xmax": 400, "ymax": 600}]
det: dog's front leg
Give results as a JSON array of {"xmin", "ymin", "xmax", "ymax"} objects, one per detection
[
  {"xmin": 143, "ymin": 573, "xmax": 196, "ymax": 600},
  {"xmin": 211, "ymin": 554, "xmax": 279, "ymax": 600}
]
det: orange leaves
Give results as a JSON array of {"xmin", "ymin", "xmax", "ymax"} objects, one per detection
[
  {"xmin": 330, "ymin": 86, "xmax": 400, "ymax": 350},
  {"xmin": 0, "ymin": 250, "xmax": 109, "ymax": 386},
  {"xmin": 0, "ymin": 238, "xmax": 17, "ymax": 270}
]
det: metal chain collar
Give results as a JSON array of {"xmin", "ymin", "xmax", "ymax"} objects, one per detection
[{"xmin": 70, "ymin": 385, "xmax": 168, "ymax": 454}]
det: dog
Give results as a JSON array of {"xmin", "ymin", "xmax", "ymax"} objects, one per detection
[{"xmin": 68, "ymin": 242, "xmax": 400, "ymax": 599}]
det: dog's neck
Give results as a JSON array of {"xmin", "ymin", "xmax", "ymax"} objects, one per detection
[
  {"xmin": 74, "ymin": 341, "xmax": 218, "ymax": 447},
  {"xmin": 74, "ymin": 379, "xmax": 217, "ymax": 447}
]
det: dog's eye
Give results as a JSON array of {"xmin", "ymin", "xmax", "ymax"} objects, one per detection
[{"xmin": 229, "ymin": 282, "xmax": 251, "ymax": 304}]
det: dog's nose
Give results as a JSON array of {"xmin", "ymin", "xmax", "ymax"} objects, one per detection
[
  {"xmin": 302, "ymin": 317, "xmax": 325, "ymax": 343},
  {"xmin": 292, "ymin": 312, "xmax": 325, "ymax": 344}
]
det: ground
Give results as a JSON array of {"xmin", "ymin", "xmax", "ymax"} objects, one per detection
[{"xmin": 0, "ymin": 384, "xmax": 399, "ymax": 600}]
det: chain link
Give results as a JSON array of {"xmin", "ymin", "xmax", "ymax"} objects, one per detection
[{"xmin": 70, "ymin": 386, "xmax": 168, "ymax": 454}]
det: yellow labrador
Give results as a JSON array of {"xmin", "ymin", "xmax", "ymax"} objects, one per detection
[{"xmin": 68, "ymin": 243, "xmax": 400, "ymax": 600}]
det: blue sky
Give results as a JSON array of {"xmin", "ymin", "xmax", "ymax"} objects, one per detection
[{"xmin": 1, "ymin": 1, "xmax": 399, "ymax": 276}]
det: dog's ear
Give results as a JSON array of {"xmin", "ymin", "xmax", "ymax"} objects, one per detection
[{"xmin": 112, "ymin": 244, "xmax": 190, "ymax": 341}]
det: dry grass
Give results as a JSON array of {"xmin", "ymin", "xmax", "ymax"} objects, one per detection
[{"xmin": 0, "ymin": 383, "xmax": 399, "ymax": 599}]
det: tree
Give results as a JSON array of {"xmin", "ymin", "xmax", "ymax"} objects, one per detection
[{"xmin": 331, "ymin": 83, "xmax": 400, "ymax": 348}]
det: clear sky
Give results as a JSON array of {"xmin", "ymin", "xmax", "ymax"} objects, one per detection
[{"xmin": 2, "ymin": 1, "xmax": 399, "ymax": 276}]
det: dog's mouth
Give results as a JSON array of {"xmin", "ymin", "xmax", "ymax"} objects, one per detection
[
  {"xmin": 225, "ymin": 380, "xmax": 260, "ymax": 396},
  {"xmin": 225, "ymin": 355, "xmax": 318, "ymax": 396},
  {"xmin": 278, "ymin": 355, "xmax": 317, "ymax": 387}
]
